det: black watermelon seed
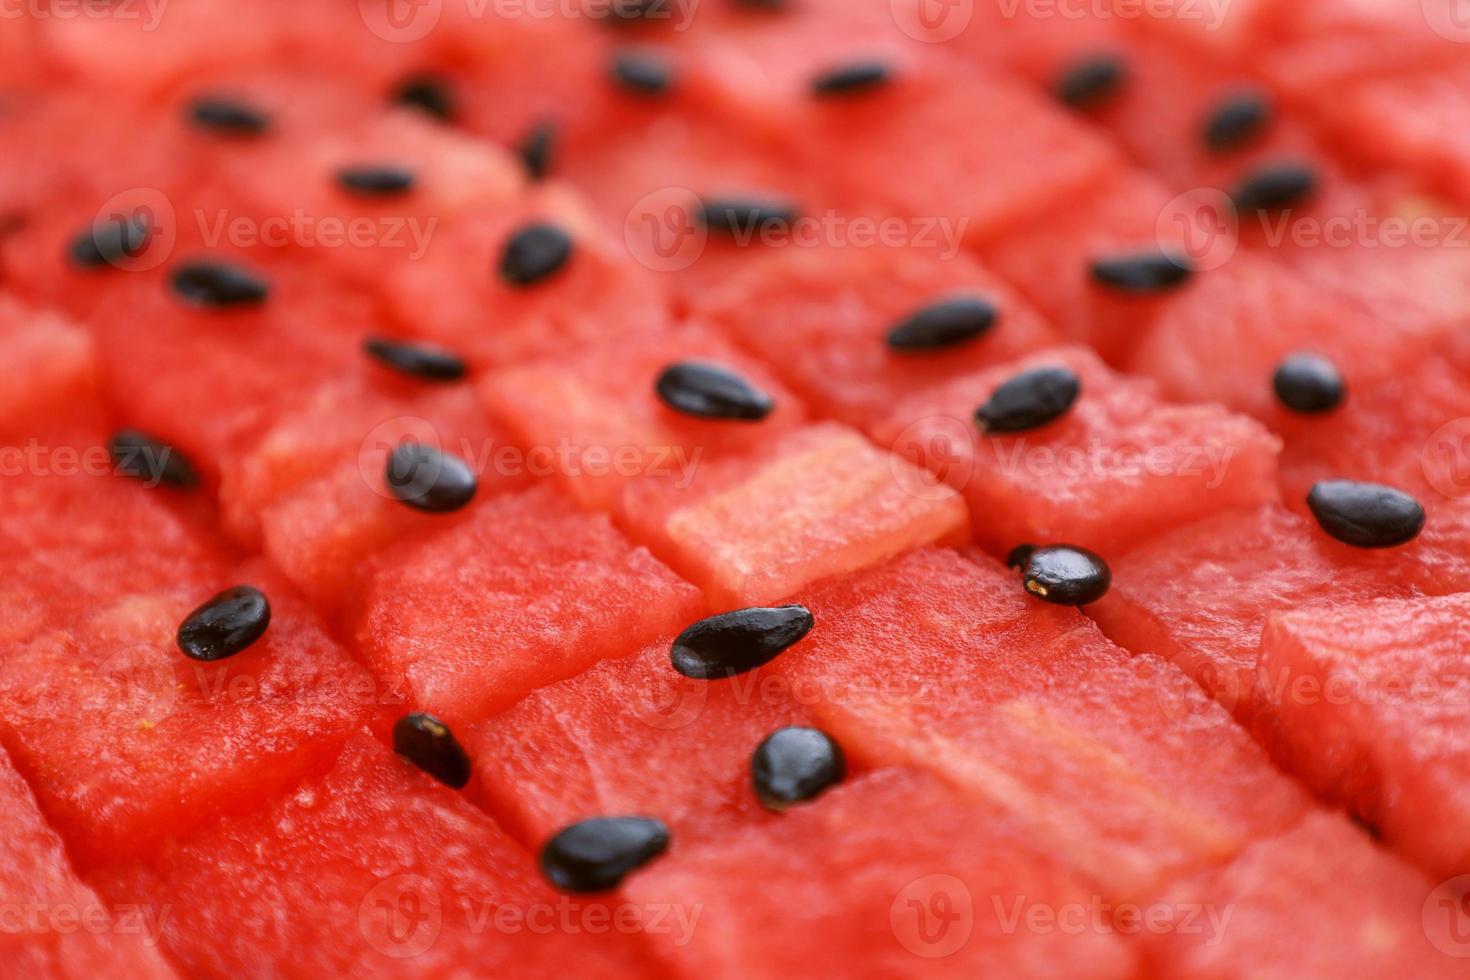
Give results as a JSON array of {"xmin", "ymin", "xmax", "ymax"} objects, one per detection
[
  {"xmin": 976, "ymin": 366, "xmax": 1081, "ymax": 434},
  {"xmin": 68, "ymin": 214, "xmax": 151, "ymax": 268},
  {"xmin": 1023, "ymin": 546, "xmax": 1111, "ymax": 606},
  {"xmin": 1307, "ymin": 481, "xmax": 1425, "ymax": 549},
  {"xmin": 887, "ymin": 296, "xmax": 998, "ymax": 353},
  {"xmin": 1090, "ymin": 249, "xmax": 1194, "ymax": 294},
  {"xmin": 752, "ymin": 727, "xmax": 845, "ymax": 810},
  {"xmin": 655, "ymin": 361, "xmax": 774, "ymax": 421},
  {"xmin": 176, "ymin": 586, "xmax": 271, "ymax": 662},
  {"xmin": 1232, "ymin": 162, "xmax": 1318, "ymax": 212},
  {"xmin": 1204, "ymin": 89, "xmax": 1272, "ymax": 153},
  {"xmin": 1055, "ymin": 55, "xmax": 1127, "ymax": 109},
  {"xmin": 392, "ymin": 74, "xmax": 456, "ymax": 122},
  {"xmin": 108, "ymin": 429, "xmax": 199, "ymax": 489},
  {"xmin": 187, "ymin": 96, "xmax": 271, "ymax": 137},
  {"xmin": 611, "ymin": 52, "xmax": 673, "ymax": 96},
  {"xmin": 671, "ymin": 605, "xmax": 814, "ymax": 680},
  {"xmin": 393, "ymin": 713, "xmax": 472, "ymax": 789},
  {"xmin": 1273, "ymin": 353, "xmax": 1345, "ymax": 414},
  {"xmin": 698, "ymin": 196, "xmax": 798, "ymax": 236},
  {"xmin": 363, "ymin": 337, "xmax": 466, "ymax": 383},
  {"xmin": 169, "ymin": 261, "xmax": 269, "ymax": 309},
  {"xmin": 541, "ymin": 817, "xmax": 670, "ymax": 892},
  {"xmin": 499, "ymin": 223, "xmax": 574, "ymax": 286},
  {"xmin": 811, "ymin": 60, "xmax": 891, "ymax": 97},
  {"xmin": 517, "ymin": 120, "xmax": 557, "ymax": 181},
  {"xmin": 385, "ymin": 443, "xmax": 478, "ymax": 513},
  {"xmin": 1005, "ymin": 543, "xmax": 1035, "ymax": 570},
  {"xmin": 335, "ymin": 165, "xmax": 416, "ymax": 198}
]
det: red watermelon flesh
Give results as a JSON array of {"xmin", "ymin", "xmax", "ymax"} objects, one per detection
[
  {"xmin": 875, "ymin": 346, "xmax": 1282, "ymax": 558},
  {"xmin": 0, "ymin": 746, "xmax": 176, "ymax": 978},
  {"xmin": 0, "ymin": 294, "xmax": 98, "ymax": 438},
  {"xmin": 1139, "ymin": 811, "xmax": 1460, "ymax": 979},
  {"xmin": 780, "ymin": 550, "xmax": 1310, "ymax": 902},
  {"xmin": 94, "ymin": 732, "xmax": 658, "ymax": 979},
  {"xmin": 627, "ymin": 767, "xmax": 1139, "ymax": 979},
  {"xmin": 1116, "ymin": 0, "xmax": 1289, "ymax": 61},
  {"xmin": 383, "ymin": 184, "xmax": 672, "ymax": 368},
  {"xmin": 0, "ymin": 552, "xmax": 377, "ymax": 870},
  {"xmin": 1257, "ymin": 593, "xmax": 1470, "ymax": 878},
  {"xmin": 471, "ymin": 638, "xmax": 816, "ymax": 850},
  {"xmin": 481, "ymin": 323, "xmax": 806, "ymax": 511},
  {"xmin": 1091, "ymin": 503, "xmax": 1470, "ymax": 721},
  {"xmin": 689, "ymin": 240, "xmax": 1060, "ymax": 430},
  {"xmin": 354, "ymin": 484, "xmax": 704, "ymax": 729},
  {"xmin": 619, "ymin": 422, "xmax": 970, "ymax": 608}
]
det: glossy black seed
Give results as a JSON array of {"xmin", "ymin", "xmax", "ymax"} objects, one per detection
[
  {"xmin": 393, "ymin": 713, "xmax": 472, "ymax": 789},
  {"xmin": 671, "ymin": 605, "xmax": 814, "ymax": 679},
  {"xmin": 517, "ymin": 120, "xmax": 557, "ymax": 181},
  {"xmin": 1273, "ymin": 353, "xmax": 1345, "ymax": 414},
  {"xmin": 1023, "ymin": 546, "xmax": 1111, "ymax": 606},
  {"xmin": 655, "ymin": 361, "xmax": 774, "ymax": 421},
  {"xmin": 1005, "ymin": 543, "xmax": 1035, "ymax": 570},
  {"xmin": 1232, "ymin": 162, "xmax": 1318, "ymax": 212},
  {"xmin": 336, "ymin": 165, "xmax": 416, "ymax": 198},
  {"xmin": 811, "ymin": 60, "xmax": 891, "ymax": 97},
  {"xmin": 541, "ymin": 817, "xmax": 670, "ymax": 892},
  {"xmin": 976, "ymin": 366, "xmax": 1081, "ymax": 434},
  {"xmin": 1307, "ymin": 481, "xmax": 1425, "ymax": 549},
  {"xmin": 176, "ymin": 586, "xmax": 271, "ymax": 662},
  {"xmin": 1055, "ymin": 55, "xmax": 1127, "ymax": 109},
  {"xmin": 1090, "ymin": 249, "xmax": 1194, "ymax": 294},
  {"xmin": 187, "ymin": 96, "xmax": 270, "ymax": 136},
  {"xmin": 1204, "ymin": 89, "xmax": 1272, "ymax": 153},
  {"xmin": 385, "ymin": 443, "xmax": 478, "ymax": 513},
  {"xmin": 392, "ymin": 75, "xmax": 456, "ymax": 122},
  {"xmin": 68, "ymin": 214, "xmax": 151, "ymax": 268},
  {"xmin": 169, "ymin": 261, "xmax": 269, "ymax": 308},
  {"xmin": 611, "ymin": 52, "xmax": 673, "ymax": 95},
  {"xmin": 499, "ymin": 222, "xmax": 574, "ymax": 286},
  {"xmin": 363, "ymin": 337, "xmax": 466, "ymax": 383},
  {"xmin": 752, "ymin": 727, "xmax": 845, "ymax": 810},
  {"xmin": 698, "ymin": 196, "xmax": 798, "ymax": 236},
  {"xmin": 108, "ymin": 429, "xmax": 199, "ymax": 489},
  {"xmin": 886, "ymin": 296, "xmax": 998, "ymax": 352}
]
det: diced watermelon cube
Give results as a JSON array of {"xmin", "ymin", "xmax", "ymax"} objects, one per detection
[
  {"xmin": 0, "ymin": 747, "xmax": 175, "ymax": 977},
  {"xmin": 619, "ymin": 422, "xmax": 970, "ymax": 608},
  {"xmin": 627, "ymin": 767, "xmax": 1138, "ymax": 978},
  {"xmin": 354, "ymin": 485, "xmax": 704, "ymax": 728},
  {"xmin": 481, "ymin": 324, "xmax": 805, "ymax": 510},
  {"xmin": 1139, "ymin": 812, "xmax": 1462, "ymax": 978},
  {"xmin": 0, "ymin": 553, "xmax": 378, "ymax": 869},
  {"xmin": 383, "ymin": 185, "xmax": 672, "ymax": 368},
  {"xmin": 0, "ymin": 294, "xmax": 98, "ymax": 438},
  {"xmin": 1258, "ymin": 593, "xmax": 1470, "ymax": 878},
  {"xmin": 471, "ymin": 638, "xmax": 815, "ymax": 848},
  {"xmin": 95, "ymin": 732, "xmax": 657, "ymax": 978},
  {"xmin": 875, "ymin": 346, "xmax": 1282, "ymax": 557},
  {"xmin": 690, "ymin": 241, "xmax": 1060, "ymax": 429},
  {"xmin": 779, "ymin": 549, "xmax": 1310, "ymax": 901},
  {"xmin": 1091, "ymin": 503, "xmax": 1470, "ymax": 720}
]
